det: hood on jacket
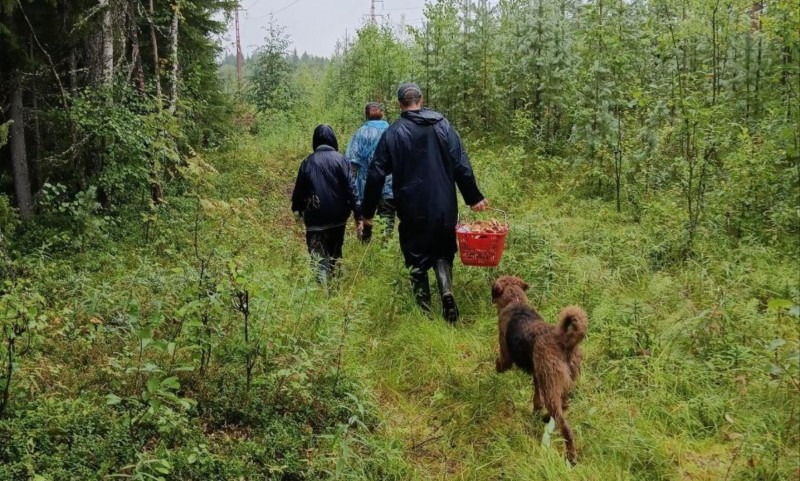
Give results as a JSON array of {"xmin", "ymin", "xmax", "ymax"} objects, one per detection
[
  {"xmin": 401, "ymin": 108, "xmax": 443, "ymax": 126},
  {"xmin": 313, "ymin": 124, "xmax": 339, "ymax": 151}
]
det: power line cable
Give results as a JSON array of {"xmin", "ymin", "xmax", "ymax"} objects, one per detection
[
  {"xmin": 274, "ymin": 0, "xmax": 303, "ymax": 14},
  {"xmin": 246, "ymin": 0, "xmax": 303, "ymax": 20}
]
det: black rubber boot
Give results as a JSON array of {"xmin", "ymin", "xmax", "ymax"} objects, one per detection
[
  {"xmin": 434, "ymin": 259, "xmax": 459, "ymax": 324},
  {"xmin": 410, "ymin": 268, "xmax": 432, "ymax": 314}
]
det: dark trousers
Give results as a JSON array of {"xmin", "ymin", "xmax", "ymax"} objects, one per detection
[
  {"xmin": 305, "ymin": 225, "xmax": 346, "ymax": 284},
  {"xmin": 398, "ymin": 221, "xmax": 457, "ymax": 272},
  {"xmin": 377, "ymin": 198, "xmax": 397, "ymax": 236}
]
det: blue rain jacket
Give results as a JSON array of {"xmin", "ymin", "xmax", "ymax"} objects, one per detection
[{"xmin": 345, "ymin": 120, "xmax": 392, "ymax": 201}]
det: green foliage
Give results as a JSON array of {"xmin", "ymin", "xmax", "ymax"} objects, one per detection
[
  {"xmin": 0, "ymin": 2, "xmax": 797, "ymax": 480},
  {"xmin": 0, "ymin": 124, "xmax": 797, "ymax": 479},
  {"xmin": 36, "ymin": 184, "xmax": 110, "ymax": 251},
  {"xmin": 0, "ymin": 0, "xmax": 240, "ymax": 241},
  {"xmin": 0, "ymin": 120, "xmax": 10, "ymax": 149},
  {"xmin": 248, "ymin": 18, "xmax": 297, "ymax": 115},
  {"xmin": 0, "ymin": 195, "xmax": 19, "ymax": 245},
  {"xmin": 0, "ymin": 280, "xmax": 46, "ymax": 417},
  {"xmin": 0, "ymin": 398, "xmax": 135, "ymax": 480},
  {"xmin": 324, "ymin": 23, "xmax": 415, "ymax": 130},
  {"xmin": 407, "ymin": 0, "xmax": 800, "ymax": 250}
]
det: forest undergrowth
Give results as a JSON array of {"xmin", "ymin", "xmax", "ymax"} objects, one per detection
[
  {"xmin": 1, "ymin": 127, "xmax": 797, "ymax": 481},
  {"xmin": 2, "ymin": 0, "xmax": 799, "ymax": 479}
]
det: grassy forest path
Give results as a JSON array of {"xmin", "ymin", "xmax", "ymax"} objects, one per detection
[{"xmin": 203, "ymin": 134, "xmax": 798, "ymax": 481}]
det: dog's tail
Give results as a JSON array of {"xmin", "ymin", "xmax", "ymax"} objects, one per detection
[{"xmin": 557, "ymin": 306, "xmax": 588, "ymax": 350}]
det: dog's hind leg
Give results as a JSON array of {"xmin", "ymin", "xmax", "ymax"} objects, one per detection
[
  {"xmin": 548, "ymin": 401, "xmax": 577, "ymax": 464},
  {"xmin": 532, "ymin": 377, "xmax": 549, "ymax": 423},
  {"xmin": 538, "ymin": 367, "xmax": 577, "ymax": 463}
]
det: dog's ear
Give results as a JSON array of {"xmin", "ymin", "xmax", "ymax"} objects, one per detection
[
  {"xmin": 491, "ymin": 281, "xmax": 503, "ymax": 303},
  {"xmin": 511, "ymin": 276, "xmax": 530, "ymax": 291}
]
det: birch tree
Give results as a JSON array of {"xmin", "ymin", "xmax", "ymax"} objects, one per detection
[
  {"xmin": 167, "ymin": 0, "xmax": 180, "ymax": 114},
  {"xmin": 100, "ymin": 0, "xmax": 114, "ymax": 87}
]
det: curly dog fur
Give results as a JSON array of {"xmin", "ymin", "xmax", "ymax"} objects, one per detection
[{"xmin": 491, "ymin": 275, "xmax": 588, "ymax": 464}]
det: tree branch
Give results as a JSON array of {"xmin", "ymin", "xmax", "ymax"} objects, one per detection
[
  {"xmin": 66, "ymin": 2, "xmax": 105, "ymax": 36},
  {"xmin": 16, "ymin": 0, "xmax": 72, "ymax": 120}
]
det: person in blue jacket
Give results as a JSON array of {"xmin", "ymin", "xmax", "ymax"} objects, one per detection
[
  {"xmin": 345, "ymin": 102, "xmax": 394, "ymax": 238},
  {"xmin": 361, "ymin": 83, "xmax": 488, "ymax": 323},
  {"xmin": 291, "ymin": 125, "xmax": 360, "ymax": 285}
]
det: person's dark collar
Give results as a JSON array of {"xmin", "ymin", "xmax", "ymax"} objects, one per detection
[{"xmin": 315, "ymin": 145, "xmax": 335, "ymax": 151}]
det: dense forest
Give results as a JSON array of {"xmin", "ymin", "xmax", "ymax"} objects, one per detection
[{"xmin": 0, "ymin": 0, "xmax": 798, "ymax": 480}]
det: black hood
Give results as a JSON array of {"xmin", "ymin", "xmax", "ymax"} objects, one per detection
[
  {"xmin": 313, "ymin": 124, "xmax": 339, "ymax": 151},
  {"xmin": 401, "ymin": 108, "xmax": 444, "ymax": 126}
]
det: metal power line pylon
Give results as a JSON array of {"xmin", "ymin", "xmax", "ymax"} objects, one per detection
[
  {"xmin": 365, "ymin": 0, "xmax": 384, "ymax": 25},
  {"xmin": 235, "ymin": 8, "xmax": 243, "ymax": 90}
]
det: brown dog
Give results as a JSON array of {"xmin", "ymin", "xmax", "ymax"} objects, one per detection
[{"xmin": 491, "ymin": 275, "xmax": 588, "ymax": 464}]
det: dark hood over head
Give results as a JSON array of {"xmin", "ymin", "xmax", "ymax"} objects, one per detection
[
  {"xmin": 313, "ymin": 124, "xmax": 339, "ymax": 151},
  {"xmin": 402, "ymin": 108, "xmax": 444, "ymax": 126}
]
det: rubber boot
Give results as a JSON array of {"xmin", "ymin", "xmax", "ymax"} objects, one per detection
[
  {"xmin": 434, "ymin": 259, "xmax": 459, "ymax": 323},
  {"xmin": 316, "ymin": 258, "xmax": 329, "ymax": 287},
  {"xmin": 410, "ymin": 268, "xmax": 432, "ymax": 314}
]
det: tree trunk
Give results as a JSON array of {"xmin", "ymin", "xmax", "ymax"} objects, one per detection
[
  {"xmin": 30, "ymin": 79, "xmax": 42, "ymax": 192},
  {"xmin": 128, "ymin": 0, "xmax": 146, "ymax": 92},
  {"xmin": 750, "ymin": 2, "xmax": 762, "ymax": 33},
  {"xmin": 100, "ymin": 0, "xmax": 114, "ymax": 86},
  {"xmin": 754, "ymin": 32, "xmax": 762, "ymax": 118},
  {"xmin": 148, "ymin": 0, "xmax": 163, "ymax": 106},
  {"xmin": 167, "ymin": 1, "xmax": 179, "ymax": 115},
  {"xmin": 9, "ymin": 80, "xmax": 34, "ymax": 221},
  {"xmin": 69, "ymin": 48, "xmax": 78, "ymax": 93},
  {"xmin": 65, "ymin": 1, "xmax": 78, "ymax": 93}
]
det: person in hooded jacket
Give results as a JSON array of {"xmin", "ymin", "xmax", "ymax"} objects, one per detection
[
  {"xmin": 361, "ymin": 83, "xmax": 488, "ymax": 323},
  {"xmin": 345, "ymin": 102, "xmax": 394, "ymax": 238},
  {"xmin": 291, "ymin": 125, "xmax": 360, "ymax": 284}
]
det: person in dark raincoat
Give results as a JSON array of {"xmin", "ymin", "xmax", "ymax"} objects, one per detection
[
  {"xmin": 291, "ymin": 125, "xmax": 360, "ymax": 284},
  {"xmin": 361, "ymin": 83, "xmax": 488, "ymax": 323}
]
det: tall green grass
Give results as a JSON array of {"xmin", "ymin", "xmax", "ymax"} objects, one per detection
[
  {"xmin": 1, "ymin": 131, "xmax": 796, "ymax": 480},
  {"xmin": 300, "ymin": 137, "xmax": 797, "ymax": 480}
]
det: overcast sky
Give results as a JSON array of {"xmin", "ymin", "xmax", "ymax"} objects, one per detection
[{"xmin": 223, "ymin": 0, "xmax": 429, "ymax": 58}]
